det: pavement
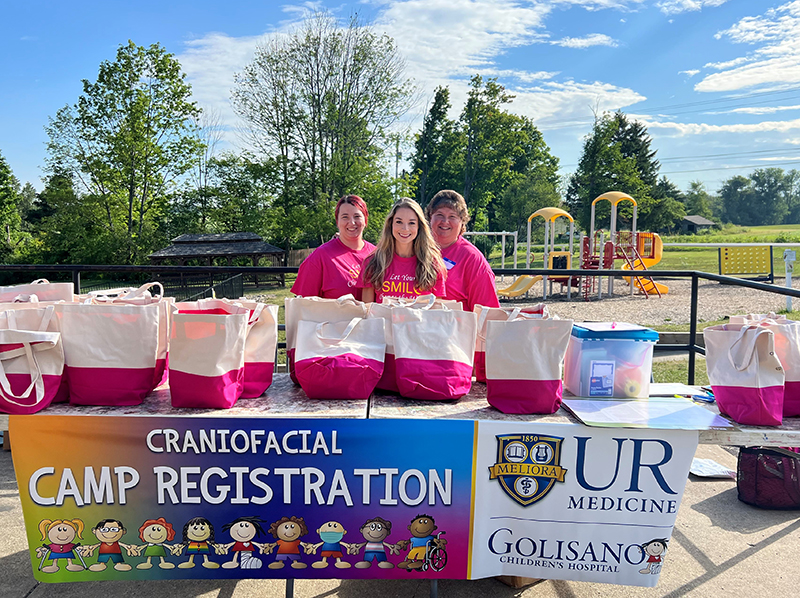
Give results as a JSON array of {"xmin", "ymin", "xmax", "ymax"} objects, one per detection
[{"xmin": 3, "ymin": 444, "xmax": 800, "ymax": 598}]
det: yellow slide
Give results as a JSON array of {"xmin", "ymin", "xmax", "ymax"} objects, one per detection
[
  {"xmin": 497, "ymin": 275, "xmax": 543, "ymax": 298},
  {"xmin": 622, "ymin": 233, "xmax": 669, "ymax": 294}
]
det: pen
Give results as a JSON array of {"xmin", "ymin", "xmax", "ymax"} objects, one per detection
[{"xmin": 674, "ymin": 394, "xmax": 716, "ymax": 403}]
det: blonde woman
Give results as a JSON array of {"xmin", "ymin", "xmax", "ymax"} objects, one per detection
[{"xmin": 357, "ymin": 198, "xmax": 446, "ymax": 303}]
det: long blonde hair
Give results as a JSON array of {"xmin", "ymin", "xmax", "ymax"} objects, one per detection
[{"xmin": 363, "ymin": 198, "xmax": 445, "ymax": 292}]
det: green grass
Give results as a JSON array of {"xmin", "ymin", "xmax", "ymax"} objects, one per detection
[{"xmin": 652, "ymin": 357, "xmax": 708, "ymax": 386}]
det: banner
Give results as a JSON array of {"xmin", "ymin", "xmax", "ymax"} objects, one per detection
[
  {"xmin": 11, "ymin": 415, "xmax": 697, "ymax": 586},
  {"xmin": 470, "ymin": 422, "xmax": 698, "ymax": 586},
  {"xmin": 11, "ymin": 416, "xmax": 474, "ymax": 582}
]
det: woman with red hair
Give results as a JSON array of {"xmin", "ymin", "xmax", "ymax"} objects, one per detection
[
  {"xmin": 291, "ymin": 194, "xmax": 375, "ymax": 301},
  {"xmin": 137, "ymin": 518, "xmax": 177, "ymax": 569}
]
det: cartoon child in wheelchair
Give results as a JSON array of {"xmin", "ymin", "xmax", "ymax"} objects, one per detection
[{"xmin": 396, "ymin": 514, "xmax": 447, "ymax": 572}]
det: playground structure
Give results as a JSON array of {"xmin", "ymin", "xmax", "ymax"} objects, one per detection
[
  {"xmin": 497, "ymin": 191, "xmax": 667, "ymax": 301},
  {"xmin": 498, "ymin": 207, "xmax": 578, "ymax": 299},
  {"xmin": 584, "ymin": 191, "xmax": 667, "ymax": 300}
]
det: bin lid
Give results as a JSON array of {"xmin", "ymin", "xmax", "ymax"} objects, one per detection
[{"xmin": 571, "ymin": 322, "xmax": 659, "ymax": 341}]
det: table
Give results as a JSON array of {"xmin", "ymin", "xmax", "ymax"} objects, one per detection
[{"xmin": 8, "ymin": 375, "xmax": 800, "ymax": 593}]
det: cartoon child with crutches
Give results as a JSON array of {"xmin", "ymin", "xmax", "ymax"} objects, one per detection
[{"xmin": 36, "ymin": 518, "xmax": 87, "ymax": 573}]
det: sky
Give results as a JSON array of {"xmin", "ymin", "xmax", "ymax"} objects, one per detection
[{"xmin": 4, "ymin": 0, "xmax": 800, "ymax": 196}]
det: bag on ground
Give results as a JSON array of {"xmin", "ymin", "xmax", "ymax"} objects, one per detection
[
  {"xmin": 0, "ymin": 306, "xmax": 65, "ymax": 414},
  {"xmin": 294, "ymin": 317, "xmax": 385, "ymax": 400},
  {"xmin": 392, "ymin": 306, "xmax": 477, "ymax": 400},
  {"xmin": 169, "ymin": 302, "xmax": 249, "ymax": 409},
  {"xmin": 737, "ymin": 446, "xmax": 800, "ymax": 509},
  {"xmin": 485, "ymin": 314, "xmax": 573, "ymax": 414},
  {"xmin": 285, "ymin": 295, "xmax": 368, "ymax": 384},
  {"xmin": 705, "ymin": 323, "xmax": 785, "ymax": 425},
  {"xmin": 473, "ymin": 304, "xmax": 549, "ymax": 382}
]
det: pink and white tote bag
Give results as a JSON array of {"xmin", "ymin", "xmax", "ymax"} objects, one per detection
[
  {"xmin": 730, "ymin": 314, "xmax": 800, "ymax": 417},
  {"xmin": 473, "ymin": 304, "xmax": 549, "ymax": 382},
  {"xmin": 0, "ymin": 307, "xmax": 65, "ymax": 414},
  {"xmin": 0, "ymin": 279, "xmax": 74, "ymax": 303},
  {"xmin": 705, "ymin": 324, "xmax": 785, "ymax": 426},
  {"xmin": 295, "ymin": 317, "xmax": 385, "ymax": 400},
  {"xmin": 198, "ymin": 298, "xmax": 279, "ymax": 398},
  {"xmin": 285, "ymin": 295, "xmax": 368, "ymax": 383},
  {"xmin": 169, "ymin": 302, "xmax": 249, "ymax": 409},
  {"xmin": 55, "ymin": 302, "xmax": 160, "ymax": 406},
  {"xmin": 485, "ymin": 315, "xmax": 573, "ymax": 414},
  {"xmin": 392, "ymin": 307, "xmax": 477, "ymax": 401}
]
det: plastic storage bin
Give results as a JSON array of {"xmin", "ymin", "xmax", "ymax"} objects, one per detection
[{"xmin": 564, "ymin": 323, "xmax": 659, "ymax": 398}]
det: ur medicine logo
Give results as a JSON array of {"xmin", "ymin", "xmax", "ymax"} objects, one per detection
[{"xmin": 488, "ymin": 434, "xmax": 567, "ymax": 506}]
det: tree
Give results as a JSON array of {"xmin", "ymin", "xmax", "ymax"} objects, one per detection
[
  {"xmin": 409, "ymin": 87, "xmax": 463, "ymax": 207},
  {"xmin": 566, "ymin": 111, "xmax": 684, "ymax": 233},
  {"xmin": 45, "ymin": 41, "xmax": 202, "ymax": 264},
  {"xmin": 719, "ymin": 175, "xmax": 755, "ymax": 225},
  {"xmin": 0, "ymin": 150, "xmax": 23, "ymax": 259},
  {"xmin": 231, "ymin": 11, "xmax": 414, "ymax": 248}
]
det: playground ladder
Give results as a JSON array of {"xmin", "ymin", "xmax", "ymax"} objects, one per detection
[{"xmin": 621, "ymin": 247, "xmax": 661, "ymax": 298}]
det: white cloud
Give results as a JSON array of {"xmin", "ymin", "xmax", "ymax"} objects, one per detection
[
  {"xmin": 656, "ymin": 0, "xmax": 729, "ymax": 16},
  {"xmin": 703, "ymin": 56, "xmax": 750, "ymax": 70},
  {"xmin": 634, "ymin": 115, "xmax": 800, "ymax": 136},
  {"xmin": 707, "ymin": 104, "xmax": 800, "ymax": 115},
  {"xmin": 551, "ymin": 33, "xmax": 618, "ymax": 48},
  {"xmin": 680, "ymin": 69, "xmax": 700, "ymax": 77},
  {"xmin": 697, "ymin": 2, "xmax": 800, "ymax": 92}
]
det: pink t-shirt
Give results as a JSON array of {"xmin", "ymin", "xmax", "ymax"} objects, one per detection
[
  {"xmin": 357, "ymin": 255, "xmax": 446, "ymax": 303},
  {"xmin": 291, "ymin": 237, "xmax": 376, "ymax": 301},
  {"xmin": 440, "ymin": 236, "xmax": 499, "ymax": 312}
]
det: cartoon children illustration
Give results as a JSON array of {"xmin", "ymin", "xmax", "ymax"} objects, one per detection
[
  {"xmin": 262, "ymin": 516, "xmax": 311, "ymax": 570},
  {"xmin": 397, "ymin": 514, "xmax": 447, "ymax": 570},
  {"xmin": 80, "ymin": 518, "xmax": 137, "ymax": 572},
  {"xmin": 347, "ymin": 517, "xmax": 401, "ymax": 569},
  {"xmin": 305, "ymin": 520, "xmax": 355, "ymax": 569},
  {"xmin": 35, "ymin": 518, "xmax": 87, "ymax": 573},
  {"xmin": 135, "ymin": 518, "xmax": 178, "ymax": 570},
  {"xmin": 639, "ymin": 538, "xmax": 668, "ymax": 575},
  {"xmin": 174, "ymin": 517, "xmax": 220, "ymax": 569},
  {"xmin": 218, "ymin": 516, "xmax": 267, "ymax": 569}
]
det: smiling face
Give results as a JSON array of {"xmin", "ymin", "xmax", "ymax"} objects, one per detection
[
  {"xmin": 316, "ymin": 520, "xmax": 346, "ymax": 543},
  {"xmin": 337, "ymin": 202, "xmax": 366, "ymax": 247},
  {"xmin": 644, "ymin": 541, "xmax": 666, "ymax": 556},
  {"xmin": 94, "ymin": 521, "xmax": 125, "ymax": 544},
  {"xmin": 408, "ymin": 516, "xmax": 436, "ymax": 538},
  {"xmin": 229, "ymin": 521, "xmax": 257, "ymax": 542},
  {"xmin": 392, "ymin": 207, "xmax": 419, "ymax": 256},
  {"xmin": 186, "ymin": 522, "xmax": 211, "ymax": 542},
  {"xmin": 360, "ymin": 520, "xmax": 390, "ymax": 542},
  {"xmin": 142, "ymin": 524, "xmax": 169, "ymax": 544},
  {"xmin": 430, "ymin": 206, "xmax": 463, "ymax": 249},
  {"xmin": 276, "ymin": 521, "xmax": 303, "ymax": 542},
  {"xmin": 48, "ymin": 523, "xmax": 76, "ymax": 545}
]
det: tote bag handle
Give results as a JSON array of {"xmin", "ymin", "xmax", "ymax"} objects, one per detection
[
  {"xmin": 0, "ymin": 328, "xmax": 60, "ymax": 407},
  {"xmin": 315, "ymin": 318, "xmax": 362, "ymax": 345},
  {"xmin": 729, "ymin": 325, "xmax": 771, "ymax": 372}
]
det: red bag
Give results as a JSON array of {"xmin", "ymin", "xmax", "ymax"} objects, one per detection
[{"xmin": 737, "ymin": 447, "xmax": 800, "ymax": 509}]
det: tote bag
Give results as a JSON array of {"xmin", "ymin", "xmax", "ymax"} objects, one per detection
[
  {"xmin": 285, "ymin": 295, "xmax": 368, "ymax": 383},
  {"xmin": 0, "ymin": 279, "xmax": 74, "ymax": 303},
  {"xmin": 56, "ymin": 302, "xmax": 160, "ymax": 406},
  {"xmin": 392, "ymin": 307, "xmax": 477, "ymax": 400},
  {"xmin": 485, "ymin": 315, "xmax": 573, "ymax": 414},
  {"xmin": 705, "ymin": 324, "xmax": 785, "ymax": 426},
  {"xmin": 169, "ymin": 302, "xmax": 249, "ymax": 409},
  {"xmin": 294, "ymin": 317, "xmax": 385, "ymax": 400},
  {"xmin": 368, "ymin": 295, "xmax": 461, "ymax": 393},
  {"xmin": 83, "ymin": 282, "xmax": 172, "ymax": 389},
  {"xmin": 197, "ymin": 298, "xmax": 279, "ymax": 398},
  {"xmin": 0, "ymin": 307, "xmax": 65, "ymax": 414},
  {"xmin": 730, "ymin": 314, "xmax": 800, "ymax": 417},
  {"xmin": 473, "ymin": 304, "xmax": 549, "ymax": 382}
]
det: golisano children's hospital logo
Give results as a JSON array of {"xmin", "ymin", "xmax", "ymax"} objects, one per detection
[{"xmin": 489, "ymin": 434, "xmax": 567, "ymax": 506}]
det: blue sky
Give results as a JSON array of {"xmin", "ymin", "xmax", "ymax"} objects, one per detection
[{"xmin": 4, "ymin": 0, "xmax": 800, "ymax": 195}]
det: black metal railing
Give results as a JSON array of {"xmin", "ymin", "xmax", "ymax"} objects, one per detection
[{"xmin": 4, "ymin": 264, "xmax": 800, "ymax": 385}]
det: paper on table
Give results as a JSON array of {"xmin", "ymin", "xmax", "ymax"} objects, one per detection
[
  {"xmin": 649, "ymin": 382, "xmax": 708, "ymax": 397},
  {"xmin": 561, "ymin": 395, "xmax": 733, "ymax": 430}
]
